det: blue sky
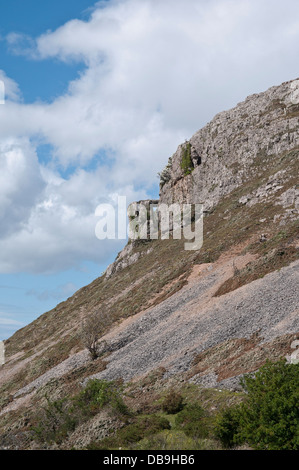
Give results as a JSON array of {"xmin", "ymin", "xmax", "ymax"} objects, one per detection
[
  {"xmin": 0, "ymin": 1, "xmax": 94, "ymax": 102},
  {"xmin": 1, "ymin": 0, "xmax": 299, "ymax": 340}
]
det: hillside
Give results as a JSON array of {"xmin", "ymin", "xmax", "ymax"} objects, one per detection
[{"xmin": 0, "ymin": 78, "xmax": 298, "ymax": 450}]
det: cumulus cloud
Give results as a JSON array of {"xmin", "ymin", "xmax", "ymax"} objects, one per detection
[
  {"xmin": 0, "ymin": 70, "xmax": 22, "ymax": 102},
  {"xmin": 0, "ymin": 139, "xmax": 45, "ymax": 237},
  {"xmin": 0, "ymin": 150, "xmax": 144, "ymax": 273},
  {"xmin": 1, "ymin": 0, "xmax": 299, "ymax": 274},
  {"xmin": 5, "ymin": 32, "xmax": 37, "ymax": 59},
  {"xmin": 2, "ymin": 0, "xmax": 299, "ymax": 164}
]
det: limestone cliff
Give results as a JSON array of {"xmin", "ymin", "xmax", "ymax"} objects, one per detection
[{"xmin": 159, "ymin": 78, "xmax": 299, "ymax": 213}]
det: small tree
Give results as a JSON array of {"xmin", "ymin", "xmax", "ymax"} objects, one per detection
[
  {"xmin": 162, "ymin": 391, "xmax": 184, "ymax": 414},
  {"xmin": 80, "ymin": 310, "xmax": 109, "ymax": 360},
  {"xmin": 215, "ymin": 359, "xmax": 299, "ymax": 450}
]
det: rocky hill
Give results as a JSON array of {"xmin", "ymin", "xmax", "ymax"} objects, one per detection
[
  {"xmin": 160, "ymin": 78, "xmax": 299, "ymax": 212},
  {"xmin": 0, "ymin": 78, "xmax": 298, "ymax": 450}
]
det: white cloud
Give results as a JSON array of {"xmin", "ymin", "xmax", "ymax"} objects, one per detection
[
  {"xmin": 0, "ymin": 70, "xmax": 22, "ymax": 102},
  {"xmin": 0, "ymin": 138, "xmax": 45, "ymax": 237},
  {"xmin": 2, "ymin": 0, "xmax": 299, "ymax": 166},
  {"xmin": 5, "ymin": 32, "xmax": 37, "ymax": 59},
  {"xmin": 0, "ymin": 150, "xmax": 144, "ymax": 273},
  {"xmin": 1, "ymin": 0, "xmax": 299, "ymax": 274}
]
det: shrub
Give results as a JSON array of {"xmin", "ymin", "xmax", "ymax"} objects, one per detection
[
  {"xmin": 215, "ymin": 359, "xmax": 299, "ymax": 450},
  {"xmin": 73, "ymin": 379, "xmax": 130, "ymax": 418},
  {"xmin": 180, "ymin": 142, "xmax": 194, "ymax": 176},
  {"xmin": 162, "ymin": 391, "xmax": 184, "ymax": 414},
  {"xmin": 158, "ymin": 156, "xmax": 172, "ymax": 188},
  {"xmin": 33, "ymin": 379, "xmax": 130, "ymax": 444},
  {"xmin": 33, "ymin": 396, "xmax": 78, "ymax": 444},
  {"xmin": 175, "ymin": 403, "xmax": 209, "ymax": 438},
  {"xmin": 214, "ymin": 405, "xmax": 243, "ymax": 449}
]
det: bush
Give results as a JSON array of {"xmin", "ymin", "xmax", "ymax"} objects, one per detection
[
  {"xmin": 33, "ymin": 379, "xmax": 130, "ymax": 444},
  {"xmin": 175, "ymin": 403, "xmax": 209, "ymax": 439},
  {"xmin": 73, "ymin": 379, "xmax": 130, "ymax": 418},
  {"xmin": 180, "ymin": 141, "xmax": 194, "ymax": 176},
  {"xmin": 162, "ymin": 391, "xmax": 184, "ymax": 414},
  {"xmin": 215, "ymin": 359, "xmax": 299, "ymax": 450},
  {"xmin": 33, "ymin": 396, "xmax": 78, "ymax": 444},
  {"xmin": 214, "ymin": 405, "xmax": 243, "ymax": 449}
]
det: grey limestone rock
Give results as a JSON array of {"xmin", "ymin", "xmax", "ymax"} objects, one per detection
[{"xmin": 159, "ymin": 78, "xmax": 299, "ymax": 212}]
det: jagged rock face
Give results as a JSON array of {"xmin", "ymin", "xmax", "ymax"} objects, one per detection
[
  {"xmin": 105, "ymin": 242, "xmax": 141, "ymax": 279},
  {"xmin": 159, "ymin": 78, "xmax": 299, "ymax": 212},
  {"xmin": 105, "ymin": 199, "xmax": 158, "ymax": 278}
]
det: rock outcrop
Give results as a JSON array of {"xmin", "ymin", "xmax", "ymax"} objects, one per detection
[
  {"xmin": 105, "ymin": 199, "xmax": 158, "ymax": 278},
  {"xmin": 159, "ymin": 78, "xmax": 299, "ymax": 212}
]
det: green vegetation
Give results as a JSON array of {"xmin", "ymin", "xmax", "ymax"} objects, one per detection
[
  {"xmin": 33, "ymin": 396, "xmax": 77, "ymax": 444},
  {"xmin": 215, "ymin": 359, "xmax": 299, "ymax": 450},
  {"xmin": 33, "ymin": 379, "xmax": 130, "ymax": 444},
  {"xmin": 88, "ymin": 415, "xmax": 171, "ymax": 449},
  {"xmin": 133, "ymin": 430, "xmax": 219, "ymax": 451},
  {"xmin": 180, "ymin": 141, "xmax": 194, "ymax": 176},
  {"xmin": 175, "ymin": 403, "xmax": 209, "ymax": 439},
  {"xmin": 158, "ymin": 156, "xmax": 172, "ymax": 188},
  {"xmin": 72, "ymin": 378, "xmax": 130, "ymax": 417},
  {"xmin": 13, "ymin": 359, "xmax": 299, "ymax": 450}
]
